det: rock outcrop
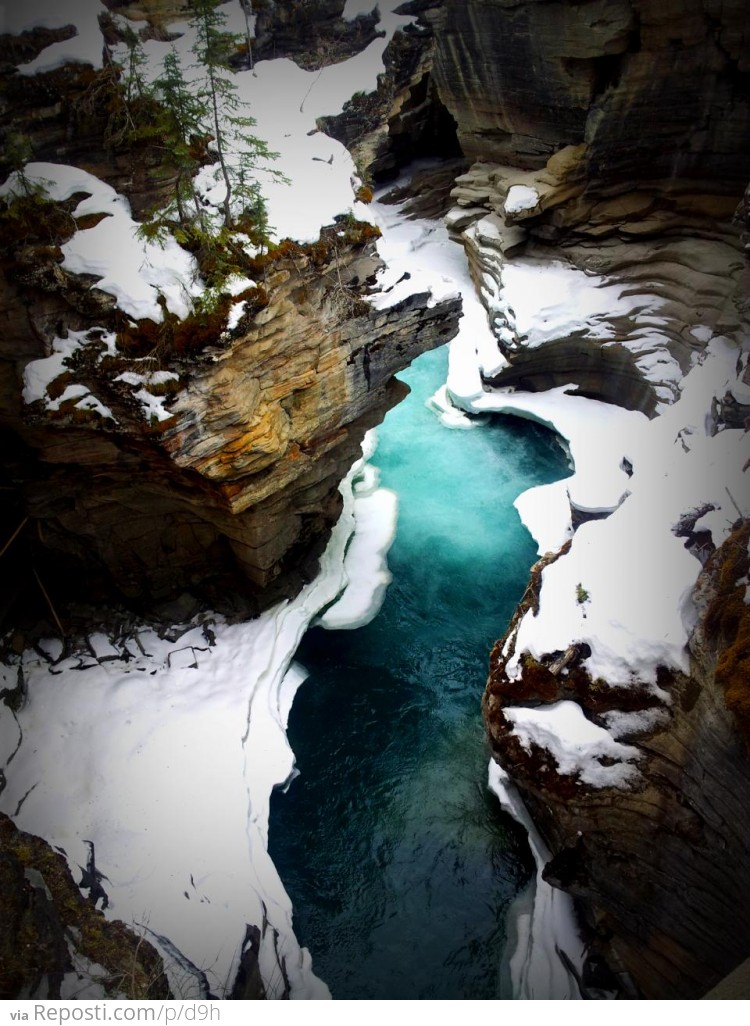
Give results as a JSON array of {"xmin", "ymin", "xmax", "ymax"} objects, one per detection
[
  {"xmin": 425, "ymin": 0, "xmax": 750, "ymax": 1002},
  {"xmin": 0, "ymin": 812, "xmax": 170, "ymax": 999},
  {"xmin": 317, "ymin": 1, "xmax": 463, "ymax": 181},
  {"xmin": 1, "ymin": 221, "xmax": 459, "ymax": 619},
  {"xmin": 484, "ymin": 522, "xmax": 750, "ymax": 998},
  {"xmin": 446, "ymin": 161, "xmax": 748, "ymax": 414}
]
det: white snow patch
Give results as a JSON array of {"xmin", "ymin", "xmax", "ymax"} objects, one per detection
[
  {"xmin": 504, "ymin": 701, "xmax": 641, "ymax": 788},
  {"xmin": 426, "ymin": 385, "xmax": 490, "ymax": 430},
  {"xmin": 0, "ymin": 164, "xmax": 200, "ymax": 320},
  {"xmin": 488, "ymin": 761, "xmax": 583, "ymax": 999},
  {"xmin": 493, "ymin": 258, "xmax": 664, "ymax": 350},
  {"xmin": 132, "ymin": 389, "xmax": 172, "ymax": 423},
  {"xmin": 22, "ymin": 334, "xmax": 85, "ymax": 405},
  {"xmin": 4, "ymin": 0, "xmax": 107, "ymax": 76},
  {"xmin": 22, "ymin": 327, "xmax": 118, "ymax": 420},
  {"xmin": 504, "ymin": 185, "xmax": 539, "ymax": 215},
  {"xmin": 318, "ymin": 432, "xmax": 397, "ymax": 630},
  {"xmin": 114, "ymin": 369, "xmax": 180, "ymax": 424},
  {"xmin": 318, "ymin": 488, "xmax": 397, "ymax": 630},
  {"xmin": 602, "ymin": 707, "xmax": 670, "ymax": 740},
  {"xmin": 690, "ymin": 325, "xmax": 714, "ymax": 344},
  {"xmin": 514, "ymin": 479, "xmax": 573, "ymax": 555}
]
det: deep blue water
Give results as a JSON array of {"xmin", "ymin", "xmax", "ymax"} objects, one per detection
[{"xmin": 269, "ymin": 346, "xmax": 571, "ymax": 999}]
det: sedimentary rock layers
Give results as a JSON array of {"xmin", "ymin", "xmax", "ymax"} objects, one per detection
[
  {"xmin": 428, "ymin": 0, "xmax": 750, "ymax": 191},
  {"xmin": 3, "ymin": 226, "xmax": 459, "ymax": 616}
]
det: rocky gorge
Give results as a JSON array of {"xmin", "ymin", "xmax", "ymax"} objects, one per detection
[{"xmin": 0, "ymin": 0, "xmax": 749, "ymax": 1002}]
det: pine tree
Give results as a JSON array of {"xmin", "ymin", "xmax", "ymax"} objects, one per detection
[
  {"xmin": 188, "ymin": 0, "xmax": 279, "ymax": 230},
  {"xmin": 153, "ymin": 48, "xmax": 209, "ymax": 227},
  {"xmin": 121, "ymin": 24, "xmax": 149, "ymax": 106},
  {"xmin": 106, "ymin": 25, "xmax": 153, "ymax": 147},
  {"xmin": 4, "ymin": 133, "xmax": 36, "ymax": 196}
]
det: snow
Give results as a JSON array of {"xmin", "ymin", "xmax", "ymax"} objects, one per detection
[
  {"xmin": 317, "ymin": 461, "xmax": 397, "ymax": 629},
  {"xmin": 22, "ymin": 327, "xmax": 118, "ymax": 421},
  {"xmin": 131, "ymin": 387, "xmax": 173, "ymax": 422},
  {"xmin": 469, "ymin": 386, "xmax": 641, "ymax": 517},
  {"xmin": 3, "ymin": 1, "xmax": 420, "ymax": 260},
  {"xmin": 0, "ymin": 164, "xmax": 200, "ymax": 321},
  {"xmin": 0, "ymin": 439, "xmax": 381, "ymax": 1000},
  {"xmin": 514, "ymin": 479, "xmax": 572, "ymax": 555},
  {"xmin": 504, "ymin": 701, "xmax": 641, "ymax": 788},
  {"xmin": 488, "ymin": 761, "xmax": 583, "ymax": 999},
  {"xmin": 443, "ymin": 291, "xmax": 749, "ymax": 690},
  {"xmin": 602, "ymin": 707, "xmax": 670, "ymax": 740},
  {"xmin": 1, "ymin": 0, "xmax": 107, "ymax": 76},
  {"xmin": 504, "ymin": 185, "xmax": 539, "ymax": 215},
  {"xmin": 114, "ymin": 370, "xmax": 181, "ymax": 424},
  {"xmin": 114, "ymin": 1, "xmax": 413, "ymax": 244},
  {"xmin": 489, "ymin": 257, "xmax": 664, "ymax": 350},
  {"xmin": 427, "ymin": 384, "xmax": 491, "ymax": 430},
  {"xmin": 22, "ymin": 333, "xmax": 85, "ymax": 405}
]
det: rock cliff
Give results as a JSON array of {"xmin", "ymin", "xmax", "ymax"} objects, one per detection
[
  {"xmin": 0, "ymin": 0, "xmax": 461, "ymax": 624},
  {"xmin": 2, "ymin": 0, "xmax": 749, "ymax": 1002},
  {"xmin": 1, "ymin": 217, "xmax": 459, "ymax": 619},
  {"xmin": 484, "ymin": 522, "xmax": 750, "ymax": 998},
  {"xmin": 427, "ymin": 0, "xmax": 749, "ymax": 190}
]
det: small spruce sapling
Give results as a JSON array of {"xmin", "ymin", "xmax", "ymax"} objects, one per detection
[
  {"xmin": 189, "ymin": 0, "xmax": 284, "ymax": 232},
  {"xmin": 152, "ymin": 48, "xmax": 210, "ymax": 229},
  {"xmin": 106, "ymin": 25, "xmax": 155, "ymax": 148}
]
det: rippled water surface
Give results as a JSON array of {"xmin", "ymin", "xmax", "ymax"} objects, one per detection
[{"xmin": 269, "ymin": 346, "xmax": 571, "ymax": 998}]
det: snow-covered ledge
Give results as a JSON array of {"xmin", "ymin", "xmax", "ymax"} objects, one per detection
[{"xmin": 0, "ymin": 437, "xmax": 393, "ymax": 999}]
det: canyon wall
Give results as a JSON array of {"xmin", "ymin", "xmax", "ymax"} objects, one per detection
[
  {"xmin": 1, "ymin": 0, "xmax": 749, "ymax": 1000},
  {"xmin": 483, "ymin": 526, "xmax": 750, "ymax": 998},
  {"xmin": 0, "ymin": 217, "xmax": 458, "ymax": 618}
]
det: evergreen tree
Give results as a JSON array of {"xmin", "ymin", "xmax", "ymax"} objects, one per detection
[
  {"xmin": 106, "ymin": 25, "xmax": 153, "ymax": 147},
  {"xmin": 153, "ymin": 48, "xmax": 209, "ymax": 227},
  {"xmin": 188, "ymin": 0, "xmax": 279, "ymax": 230},
  {"xmin": 4, "ymin": 133, "xmax": 36, "ymax": 195},
  {"xmin": 121, "ymin": 24, "xmax": 149, "ymax": 106}
]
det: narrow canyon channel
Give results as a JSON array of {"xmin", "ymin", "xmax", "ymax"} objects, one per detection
[{"xmin": 269, "ymin": 344, "xmax": 572, "ymax": 998}]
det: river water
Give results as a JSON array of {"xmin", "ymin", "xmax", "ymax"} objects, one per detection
[{"xmin": 269, "ymin": 344, "xmax": 571, "ymax": 999}]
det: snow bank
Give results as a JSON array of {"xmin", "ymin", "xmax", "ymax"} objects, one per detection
[
  {"xmin": 317, "ymin": 455, "xmax": 398, "ymax": 630},
  {"xmin": 504, "ymin": 701, "xmax": 641, "ymax": 788},
  {"xmin": 488, "ymin": 762, "xmax": 583, "ymax": 999},
  {"xmin": 118, "ymin": 1, "xmax": 413, "ymax": 243},
  {"xmin": 489, "ymin": 257, "xmax": 664, "ymax": 351},
  {"xmin": 2, "ymin": 0, "xmax": 108, "ymax": 76},
  {"xmin": 22, "ymin": 327, "xmax": 118, "ymax": 421},
  {"xmin": 0, "ymin": 439, "xmax": 383, "ymax": 1000},
  {"xmin": 504, "ymin": 185, "xmax": 539, "ymax": 215},
  {"xmin": 0, "ymin": 164, "xmax": 200, "ymax": 321},
  {"xmin": 439, "ymin": 254, "xmax": 748, "ymax": 690}
]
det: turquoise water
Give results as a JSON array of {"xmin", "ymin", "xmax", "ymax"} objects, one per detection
[{"xmin": 269, "ymin": 346, "xmax": 571, "ymax": 999}]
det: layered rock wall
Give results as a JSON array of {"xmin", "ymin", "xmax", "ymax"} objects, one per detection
[
  {"xmin": 1, "ymin": 227, "xmax": 459, "ymax": 618},
  {"xmin": 427, "ymin": 0, "xmax": 750, "ymax": 1000},
  {"xmin": 428, "ymin": 0, "xmax": 750, "ymax": 192}
]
